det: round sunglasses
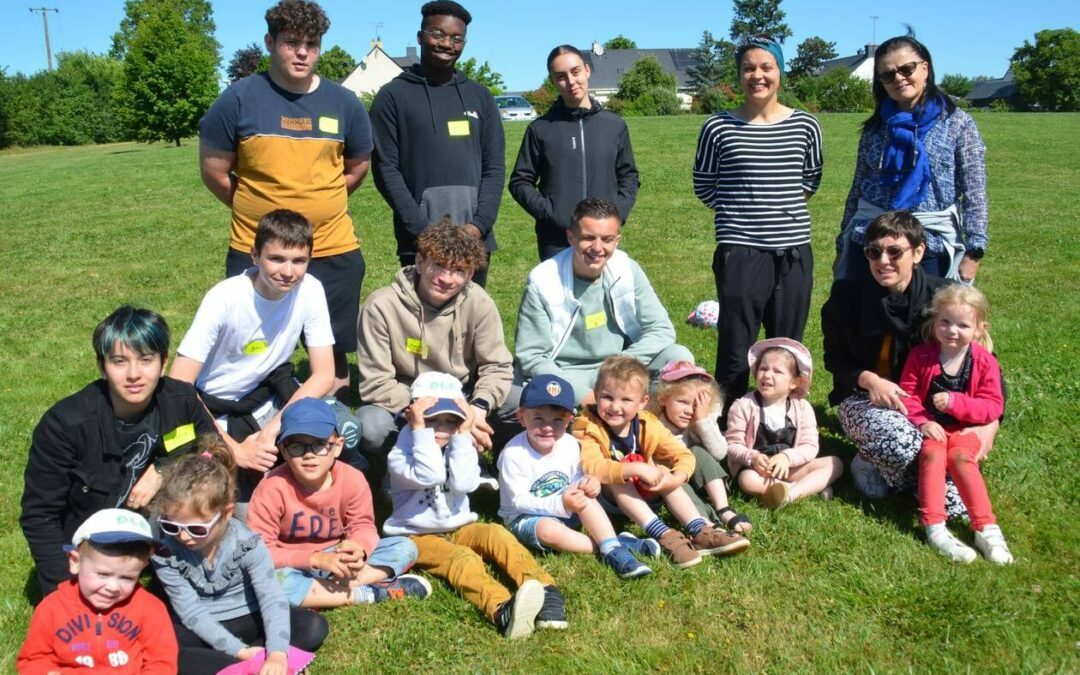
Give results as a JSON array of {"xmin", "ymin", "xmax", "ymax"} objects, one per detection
[
  {"xmin": 878, "ymin": 60, "xmax": 925, "ymax": 84},
  {"xmin": 864, "ymin": 244, "xmax": 912, "ymax": 262}
]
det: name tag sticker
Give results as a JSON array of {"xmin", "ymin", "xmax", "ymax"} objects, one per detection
[
  {"xmin": 243, "ymin": 339, "xmax": 267, "ymax": 355},
  {"xmin": 447, "ymin": 120, "xmax": 470, "ymax": 137},
  {"xmin": 406, "ymin": 338, "xmax": 429, "ymax": 358},
  {"xmin": 585, "ymin": 312, "xmax": 607, "ymax": 330},
  {"xmin": 318, "ymin": 116, "xmax": 339, "ymax": 134},
  {"xmin": 163, "ymin": 423, "xmax": 196, "ymax": 452}
]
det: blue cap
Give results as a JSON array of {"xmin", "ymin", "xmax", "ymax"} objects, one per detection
[
  {"xmin": 278, "ymin": 397, "xmax": 338, "ymax": 442},
  {"xmin": 423, "ymin": 398, "xmax": 467, "ymax": 420},
  {"xmin": 520, "ymin": 375, "xmax": 575, "ymax": 412},
  {"xmin": 65, "ymin": 508, "xmax": 157, "ymax": 552}
]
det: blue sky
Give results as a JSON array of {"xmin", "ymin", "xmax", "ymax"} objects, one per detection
[{"xmin": 3, "ymin": 0, "xmax": 1077, "ymax": 90}]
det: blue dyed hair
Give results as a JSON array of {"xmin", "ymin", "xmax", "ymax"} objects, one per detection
[
  {"xmin": 736, "ymin": 35, "xmax": 785, "ymax": 75},
  {"xmin": 92, "ymin": 305, "xmax": 170, "ymax": 367}
]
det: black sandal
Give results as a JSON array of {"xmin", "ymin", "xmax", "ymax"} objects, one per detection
[{"xmin": 717, "ymin": 506, "xmax": 751, "ymax": 533}]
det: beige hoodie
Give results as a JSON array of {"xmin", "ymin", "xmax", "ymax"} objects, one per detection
[{"xmin": 356, "ymin": 266, "xmax": 513, "ymax": 412}]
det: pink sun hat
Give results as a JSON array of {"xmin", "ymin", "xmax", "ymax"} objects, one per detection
[
  {"xmin": 748, "ymin": 338, "xmax": 813, "ymax": 398},
  {"xmin": 658, "ymin": 360, "xmax": 714, "ymax": 383}
]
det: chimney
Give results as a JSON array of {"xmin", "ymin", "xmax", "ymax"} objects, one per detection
[
  {"xmin": 592, "ymin": 40, "xmax": 604, "ymax": 56},
  {"xmin": 865, "ymin": 43, "xmax": 877, "ymax": 56},
  {"xmin": 406, "ymin": 46, "xmax": 417, "ymax": 59}
]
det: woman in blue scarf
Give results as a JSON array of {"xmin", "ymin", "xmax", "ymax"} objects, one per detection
[{"xmin": 834, "ymin": 36, "xmax": 988, "ymax": 284}]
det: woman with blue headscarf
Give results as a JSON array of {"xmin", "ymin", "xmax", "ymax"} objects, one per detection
[
  {"xmin": 693, "ymin": 35, "xmax": 823, "ymax": 406},
  {"xmin": 834, "ymin": 36, "xmax": 988, "ymax": 283}
]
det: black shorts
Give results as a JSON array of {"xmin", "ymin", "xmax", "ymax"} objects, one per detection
[{"xmin": 226, "ymin": 247, "xmax": 365, "ymax": 354}]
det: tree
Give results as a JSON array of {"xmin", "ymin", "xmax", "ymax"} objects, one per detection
[
  {"xmin": 0, "ymin": 68, "xmax": 11, "ymax": 148},
  {"xmin": 790, "ymin": 68, "xmax": 872, "ymax": 112},
  {"xmin": 686, "ymin": 30, "xmax": 737, "ymax": 94},
  {"xmin": 457, "ymin": 57, "xmax": 505, "ymax": 94},
  {"xmin": 939, "ymin": 73, "xmax": 973, "ymax": 99},
  {"xmin": 524, "ymin": 79, "xmax": 559, "ymax": 115},
  {"xmin": 788, "ymin": 36, "xmax": 837, "ymax": 79},
  {"xmin": 315, "ymin": 45, "xmax": 357, "ymax": 82},
  {"xmin": 1011, "ymin": 28, "xmax": 1080, "ymax": 111},
  {"xmin": 227, "ymin": 43, "xmax": 264, "ymax": 83},
  {"xmin": 604, "ymin": 35, "xmax": 637, "ymax": 50},
  {"xmin": 612, "ymin": 56, "xmax": 681, "ymax": 116},
  {"xmin": 110, "ymin": 0, "xmax": 217, "ymax": 59},
  {"xmin": 730, "ymin": 0, "xmax": 792, "ymax": 43},
  {"xmin": 114, "ymin": 0, "xmax": 220, "ymax": 146}
]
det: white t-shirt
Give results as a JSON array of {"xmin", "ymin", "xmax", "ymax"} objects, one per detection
[
  {"xmin": 178, "ymin": 270, "xmax": 334, "ymax": 404},
  {"xmin": 497, "ymin": 430, "xmax": 584, "ymax": 523}
]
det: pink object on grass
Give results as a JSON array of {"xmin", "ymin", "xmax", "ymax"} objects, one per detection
[{"xmin": 216, "ymin": 646, "xmax": 315, "ymax": 675}]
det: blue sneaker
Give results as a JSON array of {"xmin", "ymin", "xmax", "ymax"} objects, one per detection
[
  {"xmin": 603, "ymin": 545, "xmax": 653, "ymax": 579},
  {"xmin": 357, "ymin": 574, "xmax": 432, "ymax": 603},
  {"xmin": 534, "ymin": 585, "xmax": 568, "ymax": 630},
  {"xmin": 618, "ymin": 531, "xmax": 661, "ymax": 559}
]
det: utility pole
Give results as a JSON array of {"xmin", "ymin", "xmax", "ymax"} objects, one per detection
[
  {"xmin": 29, "ymin": 7, "xmax": 59, "ymax": 71},
  {"xmin": 870, "ymin": 15, "xmax": 879, "ymax": 45}
]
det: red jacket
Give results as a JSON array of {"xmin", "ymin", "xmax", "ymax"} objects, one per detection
[
  {"xmin": 899, "ymin": 341, "xmax": 1004, "ymax": 431},
  {"xmin": 17, "ymin": 579, "xmax": 177, "ymax": 674}
]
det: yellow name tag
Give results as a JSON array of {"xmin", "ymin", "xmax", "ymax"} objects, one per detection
[
  {"xmin": 447, "ymin": 120, "xmax": 470, "ymax": 137},
  {"xmin": 162, "ymin": 423, "xmax": 196, "ymax": 452},
  {"xmin": 243, "ymin": 339, "xmax": 267, "ymax": 355},
  {"xmin": 585, "ymin": 311, "xmax": 607, "ymax": 330},
  {"xmin": 406, "ymin": 338, "xmax": 429, "ymax": 358},
  {"xmin": 318, "ymin": 116, "xmax": 339, "ymax": 134}
]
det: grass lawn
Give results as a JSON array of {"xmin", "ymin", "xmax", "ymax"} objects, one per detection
[{"xmin": 1, "ymin": 112, "xmax": 1078, "ymax": 673}]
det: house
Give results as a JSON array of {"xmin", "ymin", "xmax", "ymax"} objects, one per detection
[
  {"xmin": 814, "ymin": 44, "xmax": 877, "ymax": 81},
  {"xmin": 581, "ymin": 42, "xmax": 698, "ymax": 109},
  {"xmin": 965, "ymin": 68, "xmax": 1017, "ymax": 108},
  {"xmin": 340, "ymin": 39, "xmax": 420, "ymax": 97}
]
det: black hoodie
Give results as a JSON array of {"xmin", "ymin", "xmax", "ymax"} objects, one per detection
[
  {"xmin": 509, "ymin": 97, "xmax": 639, "ymax": 249},
  {"xmin": 370, "ymin": 64, "xmax": 505, "ymax": 255}
]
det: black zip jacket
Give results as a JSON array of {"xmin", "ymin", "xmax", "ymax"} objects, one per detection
[
  {"xmin": 509, "ymin": 97, "xmax": 639, "ymax": 248},
  {"xmin": 21, "ymin": 377, "xmax": 216, "ymax": 594},
  {"xmin": 370, "ymin": 65, "xmax": 505, "ymax": 255}
]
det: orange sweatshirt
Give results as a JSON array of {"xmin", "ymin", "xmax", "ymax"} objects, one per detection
[{"xmin": 572, "ymin": 407, "xmax": 696, "ymax": 484}]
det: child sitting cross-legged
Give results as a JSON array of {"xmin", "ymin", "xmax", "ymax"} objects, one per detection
[
  {"xmin": 247, "ymin": 397, "xmax": 430, "ymax": 608},
  {"xmin": 383, "ymin": 372, "xmax": 565, "ymax": 640},
  {"xmin": 573, "ymin": 356, "xmax": 748, "ymax": 570},
  {"xmin": 498, "ymin": 374, "xmax": 660, "ymax": 579}
]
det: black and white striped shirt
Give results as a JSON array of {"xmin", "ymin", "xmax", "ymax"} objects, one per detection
[{"xmin": 693, "ymin": 109, "xmax": 823, "ymax": 249}]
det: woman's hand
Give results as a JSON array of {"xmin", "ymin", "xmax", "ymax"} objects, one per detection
[
  {"xmin": 958, "ymin": 255, "xmax": 980, "ymax": 284},
  {"xmin": 920, "ymin": 422, "xmax": 946, "ymax": 442},
  {"xmin": 126, "ymin": 464, "xmax": 163, "ymax": 509},
  {"xmin": 860, "ymin": 371, "xmax": 908, "ymax": 415}
]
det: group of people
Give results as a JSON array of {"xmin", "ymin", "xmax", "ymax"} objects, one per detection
[{"xmin": 18, "ymin": 0, "xmax": 1013, "ymax": 672}]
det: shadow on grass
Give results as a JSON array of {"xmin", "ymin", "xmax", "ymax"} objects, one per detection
[{"xmin": 23, "ymin": 569, "xmax": 43, "ymax": 606}]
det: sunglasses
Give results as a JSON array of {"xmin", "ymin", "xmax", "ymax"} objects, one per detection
[
  {"xmin": 159, "ymin": 511, "xmax": 222, "ymax": 539},
  {"xmin": 283, "ymin": 441, "xmax": 332, "ymax": 458},
  {"xmin": 864, "ymin": 244, "xmax": 912, "ymax": 262},
  {"xmin": 878, "ymin": 60, "xmax": 924, "ymax": 84}
]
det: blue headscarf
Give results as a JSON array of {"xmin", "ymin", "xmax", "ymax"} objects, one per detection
[
  {"xmin": 879, "ymin": 94, "xmax": 944, "ymax": 209},
  {"xmin": 736, "ymin": 36, "xmax": 785, "ymax": 75}
]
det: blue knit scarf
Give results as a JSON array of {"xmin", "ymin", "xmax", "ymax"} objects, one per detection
[{"xmin": 879, "ymin": 95, "xmax": 943, "ymax": 209}]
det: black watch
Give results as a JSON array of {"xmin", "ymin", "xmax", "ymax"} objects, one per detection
[
  {"xmin": 965, "ymin": 247, "xmax": 985, "ymax": 261},
  {"xmin": 471, "ymin": 398, "xmax": 491, "ymax": 413}
]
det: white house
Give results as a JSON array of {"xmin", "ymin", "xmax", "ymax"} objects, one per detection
[
  {"xmin": 815, "ymin": 44, "xmax": 877, "ymax": 81},
  {"xmin": 341, "ymin": 39, "xmax": 419, "ymax": 97}
]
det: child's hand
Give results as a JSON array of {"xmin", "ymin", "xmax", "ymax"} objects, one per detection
[
  {"xmin": 336, "ymin": 540, "xmax": 368, "ymax": 574},
  {"xmin": 455, "ymin": 397, "xmax": 475, "ymax": 435},
  {"xmin": 691, "ymin": 389, "xmax": 713, "ymax": 424},
  {"xmin": 920, "ymin": 422, "xmax": 947, "ymax": 442},
  {"xmin": 126, "ymin": 464, "xmax": 163, "ymax": 510},
  {"xmin": 310, "ymin": 551, "xmax": 352, "ymax": 579},
  {"xmin": 236, "ymin": 646, "xmax": 262, "ymax": 661},
  {"xmin": 579, "ymin": 475, "xmax": 601, "ymax": 498},
  {"xmin": 260, "ymin": 651, "xmax": 288, "ymax": 675},
  {"xmin": 405, "ymin": 397, "xmax": 438, "ymax": 431},
  {"xmin": 626, "ymin": 461, "xmax": 664, "ymax": 487},
  {"xmin": 767, "ymin": 453, "xmax": 791, "ymax": 480},
  {"xmin": 561, "ymin": 486, "xmax": 589, "ymax": 513},
  {"xmin": 932, "ymin": 392, "xmax": 950, "ymax": 412},
  {"xmin": 752, "ymin": 452, "xmax": 771, "ymax": 477},
  {"xmin": 653, "ymin": 469, "xmax": 687, "ymax": 493}
]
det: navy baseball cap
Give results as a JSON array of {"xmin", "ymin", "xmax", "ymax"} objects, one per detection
[
  {"xmin": 520, "ymin": 375, "xmax": 575, "ymax": 412},
  {"xmin": 278, "ymin": 397, "xmax": 338, "ymax": 442}
]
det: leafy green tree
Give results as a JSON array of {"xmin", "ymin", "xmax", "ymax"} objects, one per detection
[
  {"xmin": 791, "ymin": 68, "xmax": 872, "ymax": 112},
  {"xmin": 227, "ymin": 43, "xmax": 264, "ymax": 82},
  {"xmin": 730, "ymin": 0, "xmax": 792, "ymax": 43},
  {"xmin": 110, "ymin": 0, "xmax": 218, "ymax": 59},
  {"xmin": 1011, "ymin": 28, "xmax": 1080, "ymax": 111},
  {"xmin": 604, "ymin": 35, "xmax": 637, "ymax": 50},
  {"xmin": 616, "ymin": 56, "xmax": 677, "ymax": 101},
  {"xmin": 939, "ymin": 73, "xmax": 973, "ymax": 98},
  {"xmin": 686, "ymin": 30, "xmax": 737, "ymax": 94},
  {"xmin": 316, "ymin": 45, "xmax": 357, "ymax": 82},
  {"xmin": 524, "ymin": 79, "xmax": 559, "ymax": 114},
  {"xmin": 457, "ymin": 57, "xmax": 505, "ymax": 94},
  {"xmin": 0, "ymin": 68, "xmax": 12, "ymax": 148},
  {"xmin": 114, "ymin": 0, "xmax": 220, "ymax": 146},
  {"xmin": 788, "ymin": 36, "xmax": 837, "ymax": 78}
]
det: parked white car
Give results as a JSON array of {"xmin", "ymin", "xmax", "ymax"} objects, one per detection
[{"xmin": 494, "ymin": 95, "xmax": 537, "ymax": 121}]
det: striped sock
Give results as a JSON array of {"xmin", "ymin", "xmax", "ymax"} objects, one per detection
[
  {"xmin": 644, "ymin": 518, "xmax": 670, "ymax": 540},
  {"xmin": 598, "ymin": 537, "xmax": 620, "ymax": 555},
  {"xmin": 352, "ymin": 585, "xmax": 375, "ymax": 604},
  {"xmin": 686, "ymin": 518, "xmax": 708, "ymax": 536}
]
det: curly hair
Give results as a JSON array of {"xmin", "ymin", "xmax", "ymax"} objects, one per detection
[
  {"xmin": 421, "ymin": 1, "xmax": 471, "ymax": 25},
  {"xmin": 416, "ymin": 217, "xmax": 488, "ymax": 271},
  {"xmin": 153, "ymin": 435, "xmax": 237, "ymax": 516},
  {"xmin": 648, "ymin": 376, "xmax": 723, "ymax": 421},
  {"xmin": 265, "ymin": 0, "xmax": 330, "ymax": 38}
]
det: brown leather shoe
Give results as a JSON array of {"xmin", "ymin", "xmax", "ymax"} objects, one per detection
[
  {"xmin": 691, "ymin": 525, "xmax": 750, "ymax": 557},
  {"xmin": 657, "ymin": 529, "xmax": 703, "ymax": 569}
]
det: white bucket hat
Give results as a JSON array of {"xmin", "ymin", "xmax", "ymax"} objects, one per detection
[{"xmin": 748, "ymin": 337, "xmax": 813, "ymax": 398}]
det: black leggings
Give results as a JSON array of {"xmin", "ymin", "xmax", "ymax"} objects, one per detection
[{"xmin": 173, "ymin": 607, "xmax": 328, "ymax": 675}]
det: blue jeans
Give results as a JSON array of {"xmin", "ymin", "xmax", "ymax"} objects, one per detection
[{"xmin": 507, "ymin": 514, "xmax": 581, "ymax": 552}]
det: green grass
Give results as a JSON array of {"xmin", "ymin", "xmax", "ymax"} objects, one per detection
[{"xmin": 2, "ymin": 113, "xmax": 1078, "ymax": 673}]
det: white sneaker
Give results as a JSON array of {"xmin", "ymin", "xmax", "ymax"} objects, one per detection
[
  {"xmin": 974, "ymin": 524, "xmax": 1015, "ymax": 565},
  {"xmin": 850, "ymin": 454, "xmax": 890, "ymax": 499},
  {"xmin": 926, "ymin": 524, "xmax": 977, "ymax": 563}
]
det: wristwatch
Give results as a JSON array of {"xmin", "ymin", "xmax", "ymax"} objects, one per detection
[
  {"xmin": 471, "ymin": 398, "xmax": 491, "ymax": 413},
  {"xmin": 965, "ymin": 247, "xmax": 985, "ymax": 261}
]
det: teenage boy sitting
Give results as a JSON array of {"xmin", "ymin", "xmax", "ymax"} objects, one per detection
[
  {"xmin": 22, "ymin": 306, "xmax": 217, "ymax": 595},
  {"xmin": 383, "ymin": 372, "xmax": 563, "ymax": 639},
  {"xmin": 497, "ymin": 374, "xmax": 658, "ymax": 579},
  {"xmin": 170, "ymin": 209, "xmax": 336, "ymax": 499},
  {"xmin": 18, "ymin": 508, "xmax": 178, "ymax": 673},
  {"xmin": 572, "ymin": 356, "xmax": 749, "ymax": 569},
  {"xmin": 248, "ymin": 397, "xmax": 430, "ymax": 608}
]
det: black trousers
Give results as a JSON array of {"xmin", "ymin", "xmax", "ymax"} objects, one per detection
[
  {"xmin": 399, "ymin": 252, "xmax": 491, "ymax": 288},
  {"xmin": 173, "ymin": 606, "xmax": 328, "ymax": 675},
  {"xmin": 712, "ymin": 243, "xmax": 813, "ymax": 407}
]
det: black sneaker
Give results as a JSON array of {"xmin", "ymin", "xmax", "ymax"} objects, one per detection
[
  {"xmin": 494, "ymin": 579, "xmax": 545, "ymax": 639},
  {"xmin": 534, "ymin": 585, "xmax": 568, "ymax": 630}
]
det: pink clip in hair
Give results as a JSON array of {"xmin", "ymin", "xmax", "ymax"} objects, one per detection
[{"xmin": 200, "ymin": 451, "xmax": 213, "ymax": 460}]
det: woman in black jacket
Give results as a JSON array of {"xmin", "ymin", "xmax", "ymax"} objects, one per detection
[{"xmin": 509, "ymin": 44, "xmax": 639, "ymax": 261}]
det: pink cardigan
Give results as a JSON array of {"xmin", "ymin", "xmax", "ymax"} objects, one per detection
[
  {"xmin": 899, "ymin": 341, "xmax": 1004, "ymax": 430},
  {"xmin": 724, "ymin": 393, "xmax": 819, "ymax": 474}
]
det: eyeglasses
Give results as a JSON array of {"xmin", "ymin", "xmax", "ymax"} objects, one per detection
[
  {"xmin": 423, "ymin": 260, "xmax": 470, "ymax": 281},
  {"xmin": 283, "ymin": 441, "xmax": 332, "ymax": 458},
  {"xmin": 878, "ymin": 61, "xmax": 924, "ymax": 84},
  {"xmin": 864, "ymin": 244, "xmax": 912, "ymax": 262},
  {"xmin": 159, "ymin": 511, "xmax": 222, "ymax": 539},
  {"xmin": 422, "ymin": 28, "xmax": 466, "ymax": 46}
]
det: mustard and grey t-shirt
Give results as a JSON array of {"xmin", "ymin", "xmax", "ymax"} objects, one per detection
[{"xmin": 200, "ymin": 73, "xmax": 373, "ymax": 257}]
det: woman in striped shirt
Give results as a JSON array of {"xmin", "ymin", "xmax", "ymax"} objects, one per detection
[{"xmin": 693, "ymin": 35, "xmax": 823, "ymax": 406}]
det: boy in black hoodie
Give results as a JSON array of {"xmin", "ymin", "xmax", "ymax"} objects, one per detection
[{"xmin": 370, "ymin": 1, "xmax": 505, "ymax": 288}]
